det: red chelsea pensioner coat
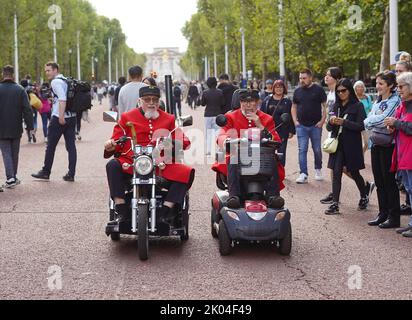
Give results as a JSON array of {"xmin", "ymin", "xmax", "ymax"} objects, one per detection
[
  {"xmin": 212, "ymin": 109, "xmax": 286, "ymax": 191},
  {"xmin": 104, "ymin": 108, "xmax": 195, "ymax": 187}
]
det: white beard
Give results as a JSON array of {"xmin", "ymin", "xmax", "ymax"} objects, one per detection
[{"xmin": 144, "ymin": 110, "xmax": 160, "ymax": 120}]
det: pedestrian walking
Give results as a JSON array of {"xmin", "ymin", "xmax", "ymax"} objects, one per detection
[
  {"xmin": 201, "ymin": 77, "xmax": 225, "ymax": 156},
  {"xmin": 217, "ymin": 74, "xmax": 238, "ymax": 114},
  {"xmin": 38, "ymin": 83, "xmax": 52, "ymax": 143},
  {"xmin": 261, "ymin": 80, "xmax": 295, "ymax": 167},
  {"xmin": 0, "ymin": 65, "xmax": 34, "ymax": 188},
  {"xmin": 117, "ymin": 66, "xmax": 147, "ymax": 116},
  {"xmin": 173, "ymin": 82, "xmax": 183, "ymax": 117},
  {"xmin": 32, "ymin": 62, "xmax": 77, "ymax": 182},
  {"xmin": 292, "ymin": 68, "xmax": 327, "ymax": 184},
  {"xmin": 324, "ymin": 79, "xmax": 369, "ymax": 215}
]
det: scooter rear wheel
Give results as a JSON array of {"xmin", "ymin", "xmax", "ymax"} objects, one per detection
[
  {"xmin": 218, "ymin": 220, "xmax": 233, "ymax": 256},
  {"xmin": 211, "ymin": 211, "xmax": 218, "ymax": 239},
  {"xmin": 138, "ymin": 204, "xmax": 149, "ymax": 261}
]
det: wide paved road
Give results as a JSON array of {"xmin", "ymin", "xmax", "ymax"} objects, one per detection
[{"xmin": 0, "ymin": 99, "xmax": 411, "ymax": 300}]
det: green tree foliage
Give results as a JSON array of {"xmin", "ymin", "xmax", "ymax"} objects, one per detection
[
  {"xmin": 182, "ymin": 0, "xmax": 412, "ymax": 82},
  {"xmin": 0, "ymin": 0, "xmax": 145, "ymax": 82}
]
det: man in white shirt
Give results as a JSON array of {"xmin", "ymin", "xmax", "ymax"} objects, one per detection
[
  {"xmin": 117, "ymin": 66, "xmax": 147, "ymax": 116},
  {"xmin": 32, "ymin": 62, "xmax": 77, "ymax": 182}
]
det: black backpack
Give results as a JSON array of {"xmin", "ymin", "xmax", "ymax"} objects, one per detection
[
  {"xmin": 173, "ymin": 86, "xmax": 182, "ymax": 97},
  {"xmin": 63, "ymin": 77, "xmax": 93, "ymax": 113}
]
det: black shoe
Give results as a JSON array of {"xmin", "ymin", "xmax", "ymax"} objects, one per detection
[
  {"xmin": 63, "ymin": 174, "xmax": 75, "ymax": 182},
  {"xmin": 160, "ymin": 206, "xmax": 176, "ymax": 225},
  {"xmin": 358, "ymin": 197, "xmax": 369, "ymax": 211},
  {"xmin": 320, "ymin": 193, "xmax": 334, "ymax": 204},
  {"xmin": 368, "ymin": 215, "xmax": 387, "ymax": 226},
  {"xmin": 115, "ymin": 204, "xmax": 129, "ymax": 223},
  {"xmin": 31, "ymin": 170, "xmax": 50, "ymax": 180},
  {"xmin": 379, "ymin": 219, "xmax": 401, "ymax": 229},
  {"xmin": 396, "ymin": 226, "xmax": 412, "ymax": 234},
  {"xmin": 227, "ymin": 196, "xmax": 241, "ymax": 209},
  {"xmin": 400, "ymin": 204, "xmax": 412, "ymax": 216},
  {"xmin": 325, "ymin": 203, "xmax": 340, "ymax": 215},
  {"xmin": 268, "ymin": 196, "xmax": 285, "ymax": 209}
]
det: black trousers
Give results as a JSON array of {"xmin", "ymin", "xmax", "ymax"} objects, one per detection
[
  {"xmin": 76, "ymin": 112, "xmax": 82, "ymax": 134},
  {"xmin": 278, "ymin": 136, "xmax": 289, "ymax": 167},
  {"xmin": 228, "ymin": 160, "xmax": 280, "ymax": 199},
  {"xmin": 106, "ymin": 159, "xmax": 189, "ymax": 205},
  {"xmin": 332, "ymin": 150, "xmax": 366, "ymax": 203},
  {"xmin": 174, "ymin": 100, "xmax": 182, "ymax": 117},
  {"xmin": 43, "ymin": 116, "xmax": 77, "ymax": 177},
  {"xmin": 371, "ymin": 145, "xmax": 400, "ymax": 222}
]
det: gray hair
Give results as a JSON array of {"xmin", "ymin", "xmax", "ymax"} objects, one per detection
[
  {"xmin": 397, "ymin": 72, "xmax": 412, "ymax": 88},
  {"xmin": 354, "ymin": 80, "xmax": 366, "ymax": 91},
  {"xmin": 396, "ymin": 61, "xmax": 412, "ymax": 72}
]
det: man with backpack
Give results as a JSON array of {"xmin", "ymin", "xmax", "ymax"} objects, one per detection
[{"xmin": 32, "ymin": 62, "xmax": 77, "ymax": 182}]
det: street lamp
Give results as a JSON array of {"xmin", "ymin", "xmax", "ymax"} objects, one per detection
[{"xmin": 68, "ymin": 48, "xmax": 73, "ymax": 76}]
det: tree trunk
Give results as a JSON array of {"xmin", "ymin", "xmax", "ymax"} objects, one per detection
[{"xmin": 380, "ymin": 6, "xmax": 390, "ymax": 72}]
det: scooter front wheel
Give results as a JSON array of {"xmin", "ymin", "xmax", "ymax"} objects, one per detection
[
  {"xmin": 218, "ymin": 220, "xmax": 233, "ymax": 256},
  {"xmin": 138, "ymin": 204, "xmax": 149, "ymax": 261},
  {"xmin": 279, "ymin": 223, "xmax": 292, "ymax": 256}
]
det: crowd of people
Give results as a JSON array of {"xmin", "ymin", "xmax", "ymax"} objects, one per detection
[{"xmin": 1, "ymin": 52, "xmax": 411, "ymax": 239}]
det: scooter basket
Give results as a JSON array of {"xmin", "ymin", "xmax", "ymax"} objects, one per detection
[{"xmin": 240, "ymin": 146, "xmax": 275, "ymax": 177}]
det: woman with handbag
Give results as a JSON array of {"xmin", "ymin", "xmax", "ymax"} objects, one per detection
[
  {"xmin": 261, "ymin": 80, "xmax": 295, "ymax": 167},
  {"xmin": 324, "ymin": 78, "xmax": 368, "ymax": 215},
  {"xmin": 364, "ymin": 71, "xmax": 402, "ymax": 229}
]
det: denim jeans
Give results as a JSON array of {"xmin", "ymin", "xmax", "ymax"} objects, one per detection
[
  {"xmin": 40, "ymin": 112, "xmax": 50, "ymax": 138},
  {"xmin": 42, "ymin": 116, "xmax": 77, "ymax": 177},
  {"xmin": 205, "ymin": 117, "xmax": 219, "ymax": 155},
  {"xmin": 296, "ymin": 125, "xmax": 323, "ymax": 176},
  {"xmin": 0, "ymin": 138, "xmax": 20, "ymax": 180},
  {"xmin": 399, "ymin": 170, "xmax": 412, "ymax": 227}
]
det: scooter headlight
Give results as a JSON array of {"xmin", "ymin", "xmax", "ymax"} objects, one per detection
[
  {"xmin": 275, "ymin": 210, "xmax": 287, "ymax": 221},
  {"xmin": 135, "ymin": 155, "xmax": 154, "ymax": 176}
]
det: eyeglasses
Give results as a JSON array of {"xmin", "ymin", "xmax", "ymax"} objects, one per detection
[
  {"xmin": 336, "ymin": 89, "xmax": 348, "ymax": 95},
  {"xmin": 397, "ymin": 84, "xmax": 409, "ymax": 90},
  {"xmin": 141, "ymin": 97, "xmax": 160, "ymax": 104}
]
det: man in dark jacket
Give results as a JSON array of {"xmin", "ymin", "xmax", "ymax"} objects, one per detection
[
  {"xmin": 217, "ymin": 74, "xmax": 238, "ymax": 114},
  {"xmin": 201, "ymin": 77, "xmax": 225, "ymax": 156},
  {"xmin": 0, "ymin": 65, "xmax": 34, "ymax": 188},
  {"xmin": 187, "ymin": 81, "xmax": 199, "ymax": 110}
]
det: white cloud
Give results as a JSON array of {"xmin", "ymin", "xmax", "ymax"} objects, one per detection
[{"xmin": 88, "ymin": 0, "xmax": 198, "ymax": 54}]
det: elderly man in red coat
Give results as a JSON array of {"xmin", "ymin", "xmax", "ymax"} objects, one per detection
[
  {"xmin": 212, "ymin": 89, "xmax": 285, "ymax": 209},
  {"xmin": 104, "ymin": 86, "xmax": 195, "ymax": 223}
]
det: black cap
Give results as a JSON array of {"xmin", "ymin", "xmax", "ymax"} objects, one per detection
[
  {"xmin": 239, "ymin": 89, "xmax": 260, "ymax": 101},
  {"xmin": 139, "ymin": 86, "xmax": 161, "ymax": 98}
]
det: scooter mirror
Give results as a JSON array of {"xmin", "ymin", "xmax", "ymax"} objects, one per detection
[
  {"xmin": 280, "ymin": 113, "xmax": 291, "ymax": 124},
  {"xmin": 216, "ymin": 114, "xmax": 228, "ymax": 127},
  {"xmin": 103, "ymin": 111, "xmax": 118, "ymax": 123}
]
